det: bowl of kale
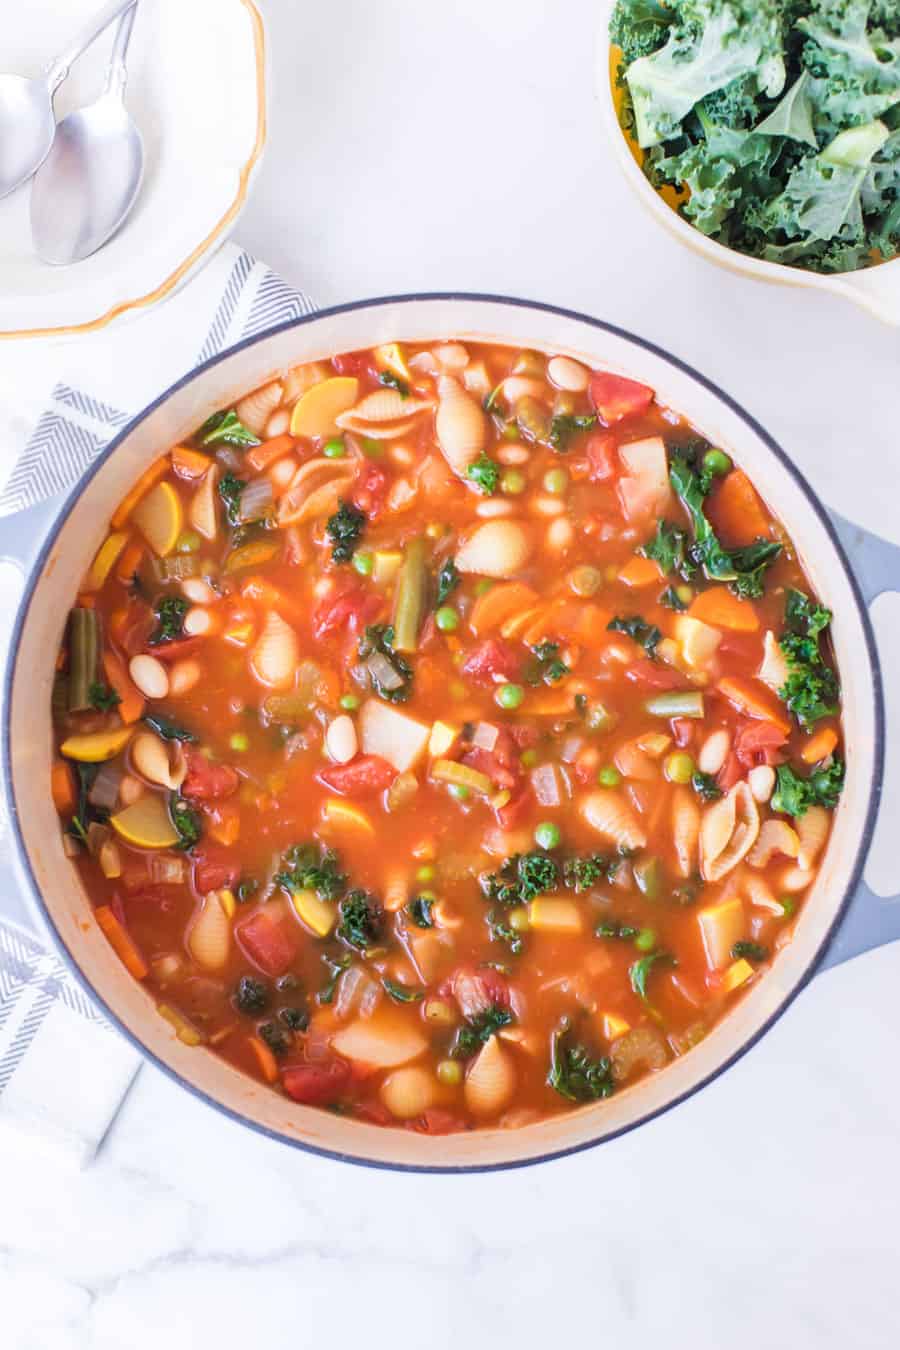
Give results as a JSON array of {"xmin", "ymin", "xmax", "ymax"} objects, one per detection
[{"xmin": 601, "ymin": 1, "xmax": 900, "ymax": 323}]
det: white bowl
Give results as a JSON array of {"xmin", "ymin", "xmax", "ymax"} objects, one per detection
[
  {"xmin": 3, "ymin": 296, "xmax": 882, "ymax": 1170},
  {"xmin": 596, "ymin": 0, "xmax": 900, "ymax": 327},
  {"xmin": 0, "ymin": 0, "xmax": 266, "ymax": 341}
]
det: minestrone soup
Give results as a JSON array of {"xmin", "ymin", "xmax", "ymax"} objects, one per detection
[{"xmin": 52, "ymin": 340, "xmax": 844, "ymax": 1133}]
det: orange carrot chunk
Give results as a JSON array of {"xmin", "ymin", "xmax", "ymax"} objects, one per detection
[
  {"xmin": 102, "ymin": 649, "xmax": 145, "ymax": 724},
  {"xmin": 707, "ymin": 470, "xmax": 771, "ymax": 548},
  {"xmin": 110, "ymin": 457, "xmax": 170, "ymax": 529},
  {"xmin": 618, "ymin": 555, "xmax": 662, "ymax": 588},
  {"xmin": 248, "ymin": 1035, "xmax": 279, "ymax": 1084},
  {"xmin": 801, "ymin": 727, "xmax": 838, "ymax": 765},
  {"xmin": 469, "ymin": 581, "xmax": 539, "ymax": 635},
  {"xmin": 171, "ymin": 445, "xmax": 214, "ymax": 480},
  {"xmin": 95, "ymin": 905, "xmax": 148, "ymax": 980},
  {"xmin": 718, "ymin": 676, "xmax": 791, "ymax": 735},
  {"xmin": 688, "ymin": 587, "xmax": 760, "ymax": 633},
  {"xmin": 51, "ymin": 760, "xmax": 76, "ymax": 815},
  {"xmin": 245, "ymin": 434, "xmax": 297, "ymax": 473}
]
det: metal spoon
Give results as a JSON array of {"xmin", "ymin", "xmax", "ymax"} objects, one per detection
[
  {"xmin": 0, "ymin": 0, "xmax": 138, "ymax": 200},
  {"xmin": 31, "ymin": 7, "xmax": 143, "ymax": 265}
]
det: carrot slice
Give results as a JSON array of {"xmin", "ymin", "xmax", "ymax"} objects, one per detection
[
  {"xmin": 801, "ymin": 727, "xmax": 838, "ymax": 765},
  {"xmin": 707, "ymin": 470, "xmax": 771, "ymax": 547},
  {"xmin": 171, "ymin": 445, "xmax": 213, "ymax": 480},
  {"xmin": 51, "ymin": 760, "xmax": 76, "ymax": 815},
  {"xmin": 248, "ymin": 1035, "xmax": 279, "ymax": 1084},
  {"xmin": 95, "ymin": 905, "xmax": 148, "ymax": 980},
  {"xmin": 115, "ymin": 538, "xmax": 145, "ymax": 583},
  {"xmin": 718, "ymin": 676, "xmax": 791, "ymax": 735},
  {"xmin": 618, "ymin": 555, "xmax": 662, "ymax": 588},
  {"xmin": 110, "ymin": 457, "xmax": 170, "ymax": 529},
  {"xmin": 245, "ymin": 433, "xmax": 296, "ymax": 473},
  {"xmin": 688, "ymin": 587, "xmax": 760, "ymax": 633},
  {"xmin": 469, "ymin": 581, "xmax": 539, "ymax": 636},
  {"xmin": 102, "ymin": 648, "xmax": 145, "ymax": 724}
]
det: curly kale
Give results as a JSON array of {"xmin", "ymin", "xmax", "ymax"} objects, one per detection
[
  {"xmin": 198, "ymin": 409, "xmax": 259, "ymax": 448},
  {"xmin": 217, "ymin": 472, "xmax": 247, "ymax": 527},
  {"xmin": 525, "ymin": 641, "xmax": 570, "ymax": 686},
  {"xmin": 607, "ymin": 614, "xmax": 662, "ymax": 658},
  {"xmin": 275, "ymin": 843, "xmax": 347, "ymax": 902},
  {"xmin": 337, "ymin": 890, "xmax": 384, "ymax": 951},
  {"xmin": 481, "ymin": 852, "xmax": 559, "ymax": 907},
  {"xmin": 549, "ymin": 413, "xmax": 598, "ymax": 452},
  {"xmin": 326, "ymin": 499, "xmax": 366, "ymax": 564},
  {"xmin": 467, "ymin": 453, "xmax": 500, "ymax": 495},
  {"xmin": 640, "ymin": 519, "xmax": 695, "ymax": 578},
  {"xmin": 691, "ymin": 770, "xmax": 724, "ymax": 801},
  {"xmin": 169, "ymin": 795, "xmax": 202, "ymax": 850},
  {"xmin": 436, "ymin": 558, "xmax": 461, "ymax": 605},
  {"xmin": 777, "ymin": 587, "xmax": 839, "ymax": 726},
  {"xmin": 609, "ymin": 0, "xmax": 674, "ymax": 65},
  {"xmin": 148, "ymin": 595, "xmax": 189, "ymax": 646},
  {"xmin": 379, "ymin": 370, "xmax": 409, "ymax": 397},
  {"xmin": 548, "ymin": 1021, "xmax": 615, "ymax": 1102},
  {"xmin": 450, "ymin": 1005, "xmax": 513, "ymax": 1059},
  {"xmin": 669, "ymin": 454, "xmax": 781, "ymax": 597},
  {"xmin": 771, "ymin": 757, "xmax": 845, "ymax": 816},
  {"xmin": 563, "ymin": 854, "xmax": 620, "ymax": 892},
  {"xmin": 487, "ymin": 910, "xmax": 524, "ymax": 955},
  {"xmin": 406, "ymin": 896, "xmax": 435, "ymax": 928},
  {"xmin": 88, "ymin": 682, "xmax": 120, "ymax": 712}
]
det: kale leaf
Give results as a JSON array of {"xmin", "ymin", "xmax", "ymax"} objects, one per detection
[
  {"xmin": 379, "ymin": 370, "xmax": 409, "ymax": 397},
  {"xmin": 608, "ymin": 614, "xmax": 662, "ymax": 658},
  {"xmin": 595, "ymin": 918, "xmax": 640, "ymax": 940},
  {"xmin": 548, "ymin": 1021, "xmax": 614, "ymax": 1101},
  {"xmin": 275, "ymin": 843, "xmax": 347, "ymax": 901},
  {"xmin": 406, "ymin": 896, "xmax": 435, "ymax": 928},
  {"xmin": 337, "ymin": 889, "xmax": 384, "ymax": 951},
  {"xmin": 525, "ymin": 640, "xmax": 570, "ymax": 685},
  {"xmin": 169, "ymin": 795, "xmax": 202, "ymax": 850},
  {"xmin": 148, "ymin": 595, "xmax": 189, "ymax": 646},
  {"xmin": 382, "ymin": 977, "xmax": 423, "ymax": 1004},
  {"xmin": 450, "ymin": 1005, "xmax": 513, "ymax": 1059},
  {"xmin": 659, "ymin": 586, "xmax": 688, "ymax": 611},
  {"xmin": 640, "ymin": 519, "xmax": 694, "ymax": 578},
  {"xmin": 564, "ymin": 853, "xmax": 620, "ymax": 892},
  {"xmin": 481, "ymin": 852, "xmax": 558, "ymax": 907},
  {"xmin": 731, "ymin": 940, "xmax": 768, "ymax": 963},
  {"xmin": 358, "ymin": 624, "xmax": 413, "ymax": 703},
  {"xmin": 771, "ymin": 758, "xmax": 845, "ymax": 817},
  {"xmin": 318, "ymin": 953, "xmax": 351, "ymax": 1004},
  {"xmin": 778, "ymin": 587, "xmax": 839, "ymax": 726},
  {"xmin": 467, "ymin": 453, "xmax": 500, "ymax": 495},
  {"xmin": 691, "ymin": 770, "xmax": 723, "ymax": 801},
  {"xmin": 487, "ymin": 910, "xmax": 524, "ymax": 955},
  {"xmin": 143, "ymin": 713, "xmax": 197, "ymax": 743},
  {"xmin": 198, "ymin": 409, "xmax": 260, "ymax": 448},
  {"xmin": 669, "ymin": 454, "xmax": 781, "ymax": 598},
  {"xmin": 629, "ymin": 950, "xmax": 675, "ymax": 1003},
  {"xmin": 549, "ymin": 413, "xmax": 598, "ymax": 452},
  {"xmin": 437, "ymin": 557, "xmax": 460, "ymax": 605},
  {"xmin": 326, "ymin": 499, "xmax": 366, "ymax": 564},
  {"xmin": 217, "ymin": 473, "xmax": 247, "ymax": 527}
]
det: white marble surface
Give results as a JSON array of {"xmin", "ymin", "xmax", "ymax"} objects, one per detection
[{"xmin": 3, "ymin": 0, "xmax": 900, "ymax": 1345}]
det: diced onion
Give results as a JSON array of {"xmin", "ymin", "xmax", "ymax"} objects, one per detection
[
  {"xmin": 560, "ymin": 736, "xmax": 584, "ymax": 764},
  {"xmin": 472, "ymin": 722, "xmax": 499, "ymax": 752},
  {"xmin": 365, "ymin": 651, "xmax": 405, "ymax": 692},
  {"xmin": 148, "ymin": 854, "xmax": 186, "ymax": 885},
  {"xmin": 238, "ymin": 475, "xmax": 274, "ymax": 523},
  {"xmin": 531, "ymin": 763, "xmax": 561, "ymax": 807},
  {"xmin": 88, "ymin": 761, "xmax": 122, "ymax": 812}
]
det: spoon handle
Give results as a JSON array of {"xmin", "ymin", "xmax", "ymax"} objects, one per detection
[
  {"xmin": 104, "ymin": 4, "xmax": 138, "ymax": 100},
  {"xmin": 45, "ymin": 0, "xmax": 138, "ymax": 92}
]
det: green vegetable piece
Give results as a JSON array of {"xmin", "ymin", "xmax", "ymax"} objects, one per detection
[
  {"xmin": 496, "ymin": 682, "xmax": 525, "ymax": 710},
  {"xmin": 450, "ymin": 1005, "xmax": 513, "ymax": 1059},
  {"xmin": 633, "ymin": 856, "xmax": 661, "ymax": 899},
  {"xmin": 169, "ymin": 795, "xmax": 202, "ymax": 851},
  {"xmin": 276, "ymin": 842, "xmax": 347, "ymax": 902},
  {"xmin": 148, "ymin": 594, "xmax": 189, "ymax": 646},
  {"xmin": 754, "ymin": 71, "xmax": 817, "ymax": 148},
  {"xmin": 359, "ymin": 624, "xmax": 414, "ymax": 703},
  {"xmin": 234, "ymin": 976, "xmax": 269, "ymax": 1015},
  {"xmin": 437, "ymin": 557, "xmax": 460, "ymax": 605},
  {"xmin": 702, "ymin": 448, "xmax": 732, "ymax": 478},
  {"xmin": 629, "ymin": 950, "xmax": 675, "ymax": 1003},
  {"xmin": 525, "ymin": 640, "xmax": 569, "ymax": 686},
  {"xmin": 198, "ymin": 409, "xmax": 260, "ymax": 448},
  {"xmin": 597, "ymin": 765, "xmax": 621, "ymax": 788},
  {"xmin": 435, "ymin": 606, "xmax": 459, "ymax": 633},
  {"xmin": 326, "ymin": 499, "xmax": 366, "ymax": 565},
  {"xmin": 217, "ymin": 472, "xmax": 246, "ymax": 527},
  {"xmin": 68, "ymin": 608, "xmax": 100, "ymax": 712},
  {"xmin": 596, "ymin": 919, "xmax": 639, "ymax": 940},
  {"xmin": 564, "ymin": 853, "xmax": 619, "ymax": 892},
  {"xmin": 778, "ymin": 588, "xmax": 838, "ymax": 727},
  {"xmin": 392, "ymin": 537, "xmax": 428, "ymax": 652},
  {"xmin": 352, "ymin": 551, "xmax": 374, "ymax": 577},
  {"xmin": 640, "ymin": 520, "xmax": 693, "ymax": 578},
  {"xmin": 691, "ymin": 770, "xmax": 723, "ymax": 801},
  {"xmin": 323, "ymin": 438, "xmax": 346, "ymax": 459},
  {"xmin": 337, "ymin": 889, "xmax": 384, "ymax": 951},
  {"xmin": 548, "ymin": 1020, "xmax": 614, "ymax": 1101},
  {"xmin": 608, "ymin": 614, "xmax": 661, "ymax": 658},
  {"xmin": 500, "ymin": 468, "xmax": 526, "ymax": 495},
  {"xmin": 534, "ymin": 822, "xmax": 561, "ymax": 850},
  {"xmin": 487, "ymin": 910, "xmax": 525, "ymax": 955},
  {"xmin": 406, "ymin": 896, "xmax": 435, "ymax": 928},
  {"xmin": 635, "ymin": 928, "xmax": 657, "ymax": 952},
  {"xmin": 318, "ymin": 953, "xmax": 351, "ymax": 1005},
  {"xmin": 548, "ymin": 413, "xmax": 597, "ymax": 453},
  {"xmin": 467, "ymin": 453, "xmax": 500, "ymax": 496},
  {"xmin": 771, "ymin": 758, "xmax": 845, "ymax": 817},
  {"xmin": 382, "ymin": 977, "xmax": 423, "ymax": 1003},
  {"xmin": 88, "ymin": 682, "xmax": 121, "ymax": 713},
  {"xmin": 731, "ymin": 940, "xmax": 768, "ymax": 963},
  {"xmin": 379, "ymin": 370, "xmax": 409, "ymax": 397},
  {"xmin": 669, "ymin": 455, "xmax": 781, "ymax": 598},
  {"xmin": 482, "ymin": 851, "xmax": 559, "ymax": 907},
  {"xmin": 143, "ymin": 713, "xmax": 197, "ymax": 743}
]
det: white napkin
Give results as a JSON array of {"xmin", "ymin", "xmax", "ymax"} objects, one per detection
[{"xmin": 0, "ymin": 243, "xmax": 314, "ymax": 1164}]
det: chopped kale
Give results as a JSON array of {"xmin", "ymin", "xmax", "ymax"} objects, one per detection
[
  {"xmin": 785, "ymin": 588, "xmax": 832, "ymax": 639},
  {"xmin": 548, "ymin": 1021, "xmax": 614, "ymax": 1101},
  {"xmin": 436, "ymin": 557, "xmax": 460, "ymax": 605},
  {"xmin": 234, "ymin": 975, "xmax": 269, "ymax": 1015},
  {"xmin": 278, "ymin": 1006, "xmax": 310, "ymax": 1032},
  {"xmin": 143, "ymin": 713, "xmax": 197, "ymax": 743},
  {"xmin": 731, "ymin": 941, "xmax": 768, "ymax": 963},
  {"xmin": 608, "ymin": 614, "xmax": 661, "ymax": 659},
  {"xmin": 525, "ymin": 640, "xmax": 570, "ymax": 686},
  {"xmin": 382, "ymin": 977, "xmax": 424, "ymax": 1004},
  {"xmin": 549, "ymin": 412, "xmax": 598, "ymax": 452},
  {"xmin": 467, "ymin": 453, "xmax": 500, "ymax": 496},
  {"xmin": 630, "ymin": 950, "xmax": 675, "ymax": 1004},
  {"xmin": 450, "ymin": 1005, "xmax": 513, "ymax": 1059},
  {"xmin": 337, "ymin": 889, "xmax": 384, "ymax": 951},
  {"xmin": 595, "ymin": 919, "xmax": 640, "ymax": 940},
  {"xmin": 660, "ymin": 585, "xmax": 687, "ymax": 612},
  {"xmin": 326, "ymin": 499, "xmax": 366, "ymax": 564},
  {"xmin": 275, "ymin": 842, "xmax": 347, "ymax": 901},
  {"xmin": 169, "ymin": 795, "xmax": 202, "ymax": 850},
  {"xmin": 487, "ymin": 910, "xmax": 524, "ymax": 955},
  {"xmin": 777, "ymin": 589, "xmax": 839, "ymax": 728},
  {"xmin": 198, "ymin": 409, "xmax": 260, "ymax": 448},
  {"xmin": 564, "ymin": 853, "xmax": 620, "ymax": 892},
  {"xmin": 148, "ymin": 594, "xmax": 189, "ymax": 646},
  {"xmin": 691, "ymin": 770, "xmax": 723, "ymax": 801},
  {"xmin": 406, "ymin": 896, "xmax": 435, "ymax": 928},
  {"xmin": 771, "ymin": 758, "xmax": 845, "ymax": 818},
  {"xmin": 669, "ymin": 455, "xmax": 781, "ymax": 599},
  {"xmin": 481, "ymin": 852, "xmax": 558, "ymax": 907},
  {"xmin": 379, "ymin": 370, "xmax": 409, "ymax": 397},
  {"xmin": 318, "ymin": 953, "xmax": 351, "ymax": 1005},
  {"xmin": 640, "ymin": 519, "xmax": 694, "ymax": 578},
  {"xmin": 358, "ymin": 624, "xmax": 413, "ymax": 703},
  {"xmin": 217, "ymin": 472, "xmax": 247, "ymax": 527},
  {"xmin": 68, "ymin": 762, "xmax": 104, "ymax": 845},
  {"xmin": 88, "ymin": 681, "xmax": 121, "ymax": 712},
  {"xmin": 258, "ymin": 1021, "xmax": 291, "ymax": 1056}
]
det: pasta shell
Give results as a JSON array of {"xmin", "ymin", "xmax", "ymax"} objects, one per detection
[
  {"xmin": 613, "ymin": 738, "xmax": 656, "ymax": 782},
  {"xmin": 758, "ymin": 630, "xmax": 790, "ymax": 692},
  {"xmin": 190, "ymin": 463, "xmax": 219, "ymax": 540},
  {"xmin": 250, "ymin": 611, "xmax": 299, "ymax": 690},
  {"xmin": 334, "ymin": 416, "xmax": 418, "ymax": 440},
  {"xmin": 436, "ymin": 375, "xmax": 487, "ymax": 477},
  {"xmin": 434, "ymin": 342, "xmax": 469, "ymax": 371},
  {"xmin": 580, "ymin": 788, "xmax": 648, "ymax": 851},
  {"xmin": 672, "ymin": 788, "xmax": 700, "ymax": 879},
  {"xmin": 235, "ymin": 380, "xmax": 284, "ymax": 437},
  {"xmin": 464, "ymin": 1035, "xmax": 516, "ymax": 1117},
  {"xmin": 282, "ymin": 360, "xmax": 330, "ymax": 405},
  {"xmin": 380, "ymin": 1066, "xmax": 436, "ymax": 1120},
  {"xmin": 747, "ymin": 819, "xmax": 800, "ymax": 868},
  {"xmin": 743, "ymin": 873, "xmax": 783, "ymax": 914},
  {"xmin": 130, "ymin": 732, "xmax": 186, "ymax": 791},
  {"xmin": 188, "ymin": 891, "xmax": 232, "ymax": 971},
  {"xmin": 455, "ymin": 520, "xmax": 533, "ymax": 577},
  {"xmin": 276, "ymin": 457, "xmax": 355, "ymax": 526},
  {"xmin": 701, "ymin": 782, "xmax": 760, "ymax": 882},
  {"xmin": 336, "ymin": 389, "xmax": 433, "ymax": 426},
  {"xmin": 797, "ymin": 805, "xmax": 829, "ymax": 871}
]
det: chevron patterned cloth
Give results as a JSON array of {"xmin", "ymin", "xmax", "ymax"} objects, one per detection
[{"xmin": 0, "ymin": 246, "xmax": 314, "ymax": 1163}]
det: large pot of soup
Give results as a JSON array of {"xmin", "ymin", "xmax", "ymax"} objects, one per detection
[{"xmin": 2, "ymin": 296, "xmax": 896, "ymax": 1170}]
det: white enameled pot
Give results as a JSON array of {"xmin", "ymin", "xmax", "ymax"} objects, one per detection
[
  {"xmin": 596, "ymin": 1, "xmax": 900, "ymax": 327},
  {"xmin": 3, "ymin": 296, "xmax": 899, "ymax": 1171}
]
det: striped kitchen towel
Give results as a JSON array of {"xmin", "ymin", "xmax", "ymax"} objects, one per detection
[{"xmin": 0, "ymin": 244, "xmax": 314, "ymax": 1163}]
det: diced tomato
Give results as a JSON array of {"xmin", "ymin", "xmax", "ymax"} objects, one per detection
[
  {"xmin": 331, "ymin": 351, "xmax": 371, "ymax": 378},
  {"xmin": 281, "ymin": 1057, "xmax": 351, "ymax": 1105},
  {"xmin": 182, "ymin": 749, "xmax": 240, "ymax": 801},
  {"xmin": 717, "ymin": 751, "xmax": 744, "ymax": 792},
  {"xmin": 354, "ymin": 1099, "xmax": 394, "ymax": 1126},
  {"xmin": 508, "ymin": 723, "xmax": 539, "ymax": 750},
  {"xmin": 409, "ymin": 1108, "xmax": 467, "ymax": 1135},
  {"xmin": 495, "ymin": 784, "xmax": 532, "ymax": 828},
  {"xmin": 672, "ymin": 717, "xmax": 695, "ymax": 748},
  {"xmin": 192, "ymin": 842, "xmax": 240, "ymax": 894},
  {"xmin": 717, "ymin": 631, "xmax": 763, "ymax": 663},
  {"xmin": 463, "ymin": 747, "xmax": 518, "ymax": 790},
  {"xmin": 318, "ymin": 754, "xmax": 396, "ymax": 796},
  {"xmin": 352, "ymin": 464, "xmax": 388, "ymax": 517},
  {"xmin": 444, "ymin": 966, "xmax": 510, "ymax": 1020},
  {"xmin": 148, "ymin": 637, "xmax": 202, "ymax": 663},
  {"xmin": 733, "ymin": 719, "xmax": 787, "ymax": 768},
  {"xmin": 115, "ymin": 603, "xmax": 153, "ymax": 657},
  {"xmin": 313, "ymin": 585, "xmax": 382, "ymax": 640},
  {"xmin": 124, "ymin": 887, "xmax": 176, "ymax": 913},
  {"xmin": 461, "ymin": 638, "xmax": 520, "ymax": 686},
  {"xmin": 585, "ymin": 431, "xmax": 619, "ymax": 481},
  {"xmin": 589, "ymin": 371, "xmax": 655, "ymax": 425},
  {"xmin": 625, "ymin": 660, "xmax": 687, "ymax": 689},
  {"xmin": 237, "ymin": 909, "xmax": 299, "ymax": 977},
  {"xmin": 419, "ymin": 612, "xmax": 437, "ymax": 649}
]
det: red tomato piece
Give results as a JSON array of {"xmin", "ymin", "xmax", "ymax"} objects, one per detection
[
  {"xmin": 495, "ymin": 784, "xmax": 532, "ymax": 828},
  {"xmin": 318, "ymin": 754, "xmax": 396, "ymax": 796},
  {"xmin": 672, "ymin": 717, "xmax": 695, "ymax": 748},
  {"xmin": 717, "ymin": 751, "xmax": 744, "ymax": 792},
  {"xmin": 281, "ymin": 1058, "xmax": 351, "ymax": 1105},
  {"xmin": 192, "ymin": 843, "xmax": 240, "ymax": 894},
  {"xmin": 124, "ymin": 887, "xmax": 176, "ymax": 914},
  {"xmin": 331, "ymin": 351, "xmax": 371, "ymax": 378},
  {"xmin": 625, "ymin": 660, "xmax": 687, "ymax": 689},
  {"xmin": 589, "ymin": 371, "xmax": 655, "ymax": 424},
  {"xmin": 181, "ymin": 749, "xmax": 240, "ymax": 801},
  {"xmin": 313, "ymin": 585, "xmax": 382, "ymax": 640},
  {"xmin": 409, "ymin": 1109, "xmax": 467, "ymax": 1135},
  {"xmin": 445, "ymin": 966, "xmax": 510, "ymax": 1020},
  {"xmin": 237, "ymin": 909, "xmax": 299, "ymax": 977},
  {"xmin": 733, "ymin": 719, "xmax": 788, "ymax": 768},
  {"xmin": 461, "ymin": 638, "xmax": 520, "ymax": 686},
  {"xmin": 147, "ymin": 637, "xmax": 202, "ymax": 663},
  {"xmin": 585, "ymin": 431, "xmax": 619, "ymax": 481},
  {"xmin": 352, "ymin": 464, "xmax": 388, "ymax": 517},
  {"xmin": 463, "ymin": 747, "xmax": 518, "ymax": 790}
]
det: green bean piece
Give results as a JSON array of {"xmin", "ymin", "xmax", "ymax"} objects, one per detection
[
  {"xmin": 391, "ymin": 536, "xmax": 429, "ymax": 653},
  {"xmin": 68, "ymin": 608, "xmax": 100, "ymax": 712},
  {"xmin": 644, "ymin": 691, "xmax": 705, "ymax": 719}
]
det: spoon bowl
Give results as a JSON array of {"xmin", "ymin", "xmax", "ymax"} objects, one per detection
[{"xmin": 0, "ymin": 74, "xmax": 55, "ymax": 199}]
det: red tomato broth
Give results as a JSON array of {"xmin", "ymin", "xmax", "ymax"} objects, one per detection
[{"xmin": 53, "ymin": 340, "xmax": 844, "ymax": 1132}]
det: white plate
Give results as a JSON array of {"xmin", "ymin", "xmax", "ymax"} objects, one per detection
[{"xmin": 0, "ymin": 0, "xmax": 266, "ymax": 340}]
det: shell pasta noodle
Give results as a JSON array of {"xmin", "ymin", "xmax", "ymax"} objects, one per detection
[{"xmin": 52, "ymin": 340, "xmax": 845, "ymax": 1134}]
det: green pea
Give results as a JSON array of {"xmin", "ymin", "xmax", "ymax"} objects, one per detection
[
  {"xmin": 435, "ymin": 606, "xmax": 459, "ymax": 632},
  {"xmin": 779, "ymin": 897, "xmax": 796, "ymax": 918},
  {"xmin": 437, "ymin": 1059, "xmax": 463, "ymax": 1085},
  {"xmin": 361, "ymin": 438, "xmax": 383, "ymax": 458},
  {"xmin": 703, "ymin": 448, "xmax": 732, "ymax": 478},
  {"xmin": 176, "ymin": 530, "xmax": 202, "ymax": 554},
  {"xmin": 339, "ymin": 693, "xmax": 360, "ymax": 711},
  {"xmin": 415, "ymin": 864, "xmax": 436, "ymax": 883},
  {"xmin": 534, "ymin": 821, "xmax": 560, "ymax": 850},
  {"xmin": 500, "ymin": 469, "xmax": 526, "ymax": 495},
  {"xmin": 496, "ymin": 683, "xmax": 525, "ymax": 710},
  {"xmin": 543, "ymin": 467, "xmax": 569, "ymax": 495},
  {"xmin": 352, "ymin": 551, "xmax": 374, "ymax": 576},
  {"xmin": 635, "ymin": 928, "xmax": 656, "ymax": 952},
  {"xmin": 597, "ymin": 765, "xmax": 621, "ymax": 788},
  {"xmin": 676, "ymin": 584, "xmax": 694, "ymax": 606},
  {"xmin": 665, "ymin": 751, "xmax": 695, "ymax": 784},
  {"xmin": 448, "ymin": 784, "xmax": 470, "ymax": 801},
  {"xmin": 229, "ymin": 732, "xmax": 249, "ymax": 752},
  {"xmin": 323, "ymin": 438, "xmax": 346, "ymax": 459},
  {"xmin": 520, "ymin": 748, "xmax": 539, "ymax": 769},
  {"xmin": 509, "ymin": 906, "xmax": 530, "ymax": 933}
]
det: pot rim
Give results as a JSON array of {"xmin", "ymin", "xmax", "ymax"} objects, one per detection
[{"xmin": 3, "ymin": 292, "xmax": 885, "ymax": 1172}]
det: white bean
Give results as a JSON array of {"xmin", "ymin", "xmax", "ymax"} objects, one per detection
[
  {"xmin": 269, "ymin": 456, "xmax": 298, "ymax": 490},
  {"xmin": 496, "ymin": 443, "xmax": 530, "ymax": 466},
  {"xmin": 183, "ymin": 606, "xmax": 213, "ymax": 637},
  {"xmin": 530, "ymin": 494, "xmax": 565, "ymax": 517},
  {"xmin": 698, "ymin": 729, "xmax": 730, "ymax": 775},
  {"xmin": 434, "ymin": 342, "xmax": 469, "ymax": 371},
  {"xmin": 325, "ymin": 714, "xmax": 358, "ymax": 764},
  {"xmin": 129, "ymin": 654, "xmax": 169, "ymax": 699},
  {"xmin": 181, "ymin": 578, "xmax": 218, "ymax": 605},
  {"xmin": 547, "ymin": 518, "xmax": 574, "ymax": 552},
  {"xmin": 476, "ymin": 498, "xmax": 515, "ymax": 518},
  {"xmin": 547, "ymin": 355, "xmax": 589, "ymax": 393},
  {"xmin": 265, "ymin": 408, "xmax": 291, "ymax": 439},
  {"xmin": 169, "ymin": 658, "xmax": 201, "ymax": 696},
  {"xmin": 748, "ymin": 765, "xmax": 775, "ymax": 802}
]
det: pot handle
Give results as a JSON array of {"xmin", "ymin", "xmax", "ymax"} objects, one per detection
[{"xmin": 818, "ymin": 513, "xmax": 900, "ymax": 970}]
